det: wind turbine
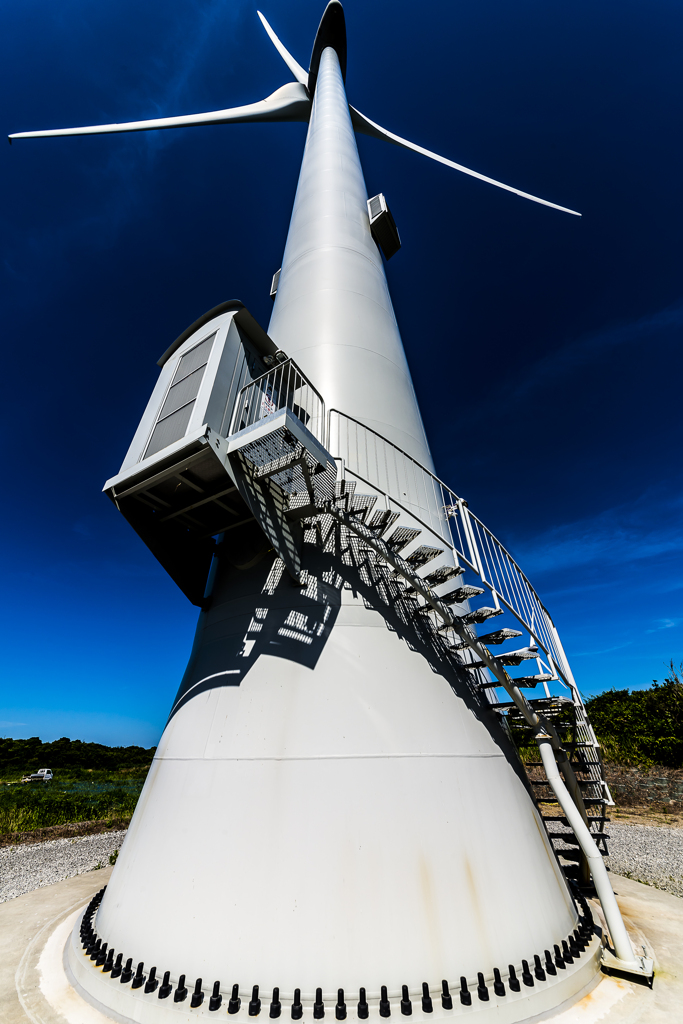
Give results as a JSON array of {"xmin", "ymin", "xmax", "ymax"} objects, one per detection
[
  {"xmin": 10, "ymin": 4, "xmax": 652, "ymax": 1021},
  {"xmin": 10, "ymin": 7, "xmax": 579, "ymax": 217}
]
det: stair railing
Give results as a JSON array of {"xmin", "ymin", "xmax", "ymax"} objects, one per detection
[
  {"xmin": 324, "ymin": 409, "xmax": 649, "ymax": 974},
  {"xmin": 330, "ymin": 411, "xmax": 568, "ymax": 682},
  {"xmin": 328, "ymin": 409, "xmax": 612, "ymax": 803}
]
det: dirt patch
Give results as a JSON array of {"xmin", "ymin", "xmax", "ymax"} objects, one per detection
[
  {"xmin": 0, "ymin": 816, "xmax": 131, "ymax": 848},
  {"xmin": 609, "ymin": 806, "xmax": 683, "ymax": 828}
]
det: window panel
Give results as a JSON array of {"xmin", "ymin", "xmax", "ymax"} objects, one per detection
[
  {"xmin": 145, "ymin": 403, "xmax": 195, "ymax": 458},
  {"xmin": 143, "ymin": 333, "xmax": 216, "ymax": 459}
]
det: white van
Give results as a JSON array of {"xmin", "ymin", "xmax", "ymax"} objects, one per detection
[{"xmin": 22, "ymin": 768, "xmax": 53, "ymax": 783}]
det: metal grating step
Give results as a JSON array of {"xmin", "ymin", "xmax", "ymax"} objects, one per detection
[
  {"xmin": 444, "ymin": 585, "xmax": 486, "ymax": 605},
  {"xmin": 542, "ymin": 815, "xmax": 610, "ymax": 824},
  {"xmin": 367, "ymin": 509, "xmax": 400, "ymax": 536},
  {"xmin": 462, "ymin": 644, "xmax": 539, "ymax": 671},
  {"xmin": 537, "ymin": 796, "xmax": 608, "ymax": 807},
  {"xmin": 334, "ymin": 480, "xmax": 357, "ymax": 501},
  {"xmin": 496, "ymin": 646, "xmax": 539, "ymax": 666},
  {"xmin": 478, "ymin": 677, "xmax": 541, "ymax": 690},
  {"xmin": 555, "ymin": 848, "xmax": 608, "ymax": 862},
  {"xmin": 403, "ymin": 564, "xmax": 465, "ymax": 594},
  {"xmin": 508, "ymin": 673, "xmax": 553, "ymax": 687},
  {"xmin": 448, "ymin": 635, "xmax": 478, "ymax": 650},
  {"xmin": 347, "ymin": 494, "xmax": 377, "ymax": 521},
  {"xmin": 401, "ymin": 544, "xmax": 444, "ymax": 570},
  {"xmin": 385, "ymin": 526, "xmax": 422, "ymax": 552},
  {"xmin": 440, "ymin": 606, "xmax": 504, "ymax": 630},
  {"xmin": 477, "ymin": 628, "xmax": 523, "ymax": 645},
  {"xmin": 526, "ymin": 762, "xmax": 600, "ymax": 771},
  {"xmin": 461, "ymin": 606, "xmax": 504, "ymax": 625},
  {"xmin": 425, "ymin": 565, "xmax": 465, "ymax": 586},
  {"xmin": 549, "ymin": 833, "xmax": 609, "ymax": 847},
  {"xmin": 532, "ymin": 780, "xmax": 594, "ymax": 789}
]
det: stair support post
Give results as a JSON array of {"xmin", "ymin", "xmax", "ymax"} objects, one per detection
[
  {"xmin": 553, "ymin": 745, "xmax": 591, "ymax": 885},
  {"xmin": 536, "ymin": 739, "xmax": 641, "ymax": 970}
]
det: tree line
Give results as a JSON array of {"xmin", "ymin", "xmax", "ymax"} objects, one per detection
[{"xmin": 0, "ymin": 736, "xmax": 155, "ymax": 776}]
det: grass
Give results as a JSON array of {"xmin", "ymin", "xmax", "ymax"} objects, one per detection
[{"xmin": 0, "ymin": 769, "xmax": 147, "ymax": 835}]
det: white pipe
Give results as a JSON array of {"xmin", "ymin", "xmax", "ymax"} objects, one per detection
[{"xmin": 536, "ymin": 739, "xmax": 639, "ymax": 968}]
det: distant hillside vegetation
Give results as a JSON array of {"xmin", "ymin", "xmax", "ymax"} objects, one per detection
[
  {"xmin": 585, "ymin": 663, "xmax": 683, "ymax": 768},
  {"xmin": 0, "ymin": 736, "xmax": 156, "ymax": 777}
]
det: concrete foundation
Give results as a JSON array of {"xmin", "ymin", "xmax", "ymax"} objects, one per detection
[{"xmin": 2, "ymin": 868, "xmax": 681, "ymax": 1024}]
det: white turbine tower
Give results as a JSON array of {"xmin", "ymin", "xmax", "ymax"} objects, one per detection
[{"xmin": 11, "ymin": 4, "xmax": 652, "ymax": 1021}]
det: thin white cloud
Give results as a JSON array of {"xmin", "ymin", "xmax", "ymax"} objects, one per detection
[
  {"xmin": 646, "ymin": 618, "xmax": 680, "ymax": 634},
  {"xmin": 131, "ymin": 0, "xmax": 249, "ymax": 153},
  {"xmin": 507, "ymin": 302, "xmax": 683, "ymax": 404},
  {"xmin": 462, "ymin": 300, "xmax": 683, "ymax": 427},
  {"xmin": 509, "ymin": 487, "xmax": 683, "ymax": 576},
  {"xmin": 572, "ymin": 642, "xmax": 633, "ymax": 657}
]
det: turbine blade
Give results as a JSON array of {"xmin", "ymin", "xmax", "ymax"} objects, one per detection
[
  {"xmin": 257, "ymin": 11, "xmax": 309, "ymax": 88},
  {"xmin": 9, "ymin": 83, "xmax": 309, "ymax": 141},
  {"xmin": 350, "ymin": 106, "xmax": 581, "ymax": 217}
]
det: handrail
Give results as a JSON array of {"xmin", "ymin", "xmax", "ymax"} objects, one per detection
[
  {"xmin": 328, "ymin": 409, "xmax": 553, "ymax": 612},
  {"xmin": 339, "ymin": 462, "xmax": 477, "ymax": 571},
  {"xmin": 329, "ymin": 409, "xmax": 568, "ymax": 684},
  {"xmin": 340, "ymin": 457, "xmax": 567, "ymax": 681}
]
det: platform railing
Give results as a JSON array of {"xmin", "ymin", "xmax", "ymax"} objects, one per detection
[{"xmin": 230, "ymin": 359, "xmax": 326, "ymax": 445}]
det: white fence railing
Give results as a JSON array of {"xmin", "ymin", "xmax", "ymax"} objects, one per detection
[{"xmin": 329, "ymin": 409, "xmax": 573, "ymax": 689}]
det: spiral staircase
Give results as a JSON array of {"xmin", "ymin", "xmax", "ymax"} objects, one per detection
[{"xmin": 210, "ymin": 355, "xmax": 615, "ymax": 884}]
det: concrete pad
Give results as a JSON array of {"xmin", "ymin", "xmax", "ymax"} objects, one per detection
[
  {"xmin": 598, "ymin": 871, "xmax": 683, "ymax": 1022},
  {"xmin": 1, "ymin": 867, "xmax": 112, "ymax": 1024},
  {"xmin": 1, "ymin": 869, "xmax": 680, "ymax": 1024}
]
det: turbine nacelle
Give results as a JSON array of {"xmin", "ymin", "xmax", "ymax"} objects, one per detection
[
  {"xmin": 307, "ymin": 0, "xmax": 347, "ymax": 96},
  {"xmin": 8, "ymin": 2, "xmax": 581, "ymax": 217}
]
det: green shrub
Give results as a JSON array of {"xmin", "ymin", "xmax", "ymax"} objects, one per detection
[{"xmin": 585, "ymin": 662, "xmax": 683, "ymax": 768}]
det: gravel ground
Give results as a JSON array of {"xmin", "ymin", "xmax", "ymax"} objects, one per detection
[
  {"xmin": 606, "ymin": 821, "xmax": 683, "ymax": 898},
  {"xmin": 1, "ymin": 821, "xmax": 682, "ymax": 904},
  {"xmin": 0, "ymin": 830, "xmax": 126, "ymax": 903}
]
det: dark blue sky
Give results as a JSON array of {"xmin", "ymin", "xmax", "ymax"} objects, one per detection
[{"xmin": 1, "ymin": 0, "xmax": 681, "ymax": 746}]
